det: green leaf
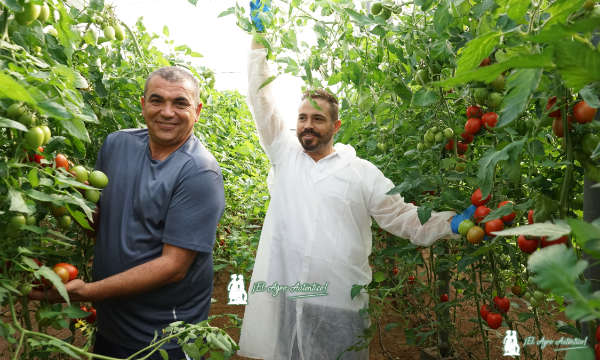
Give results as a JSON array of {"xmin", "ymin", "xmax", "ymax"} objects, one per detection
[
  {"xmin": 258, "ymin": 75, "xmax": 276, "ymax": 90},
  {"xmin": 344, "ymin": 8, "xmax": 374, "ymax": 26},
  {"xmin": 565, "ymin": 347, "xmax": 594, "ymax": 360},
  {"xmin": 504, "ymin": 0, "xmax": 530, "ymax": 24},
  {"xmin": 412, "ymin": 89, "xmax": 439, "ymax": 107},
  {"xmin": 351, "ymin": 284, "xmax": 364, "ymax": 300},
  {"xmin": 162, "ymin": 25, "xmax": 170, "ymax": 37},
  {"xmin": 218, "ymin": 7, "xmax": 235, "ymax": 17},
  {"xmin": 528, "ymin": 245, "xmax": 586, "ymax": 295},
  {"xmin": 70, "ymin": 210, "xmax": 92, "ymax": 230},
  {"xmin": 477, "ymin": 140, "xmax": 525, "ymax": 197},
  {"xmin": 9, "ymin": 189, "xmax": 32, "ymax": 214},
  {"xmin": 60, "ymin": 117, "xmax": 90, "ymax": 142},
  {"xmin": 433, "ymin": 4, "xmax": 452, "ymax": 34},
  {"xmin": 188, "ymin": 0, "xmax": 199, "ymax": 5},
  {"xmin": 455, "ymin": 32, "xmax": 502, "ymax": 75},
  {"xmin": 0, "ymin": 72, "xmax": 36, "ymax": 105},
  {"xmin": 580, "ymin": 85, "xmax": 600, "ymax": 108},
  {"xmin": 480, "ymin": 203, "xmax": 513, "ymax": 223},
  {"xmin": 545, "ymin": 0, "xmax": 586, "ymax": 26},
  {"xmin": 567, "ymin": 218, "xmax": 600, "ymax": 255},
  {"xmin": 2, "ymin": 0, "xmax": 23, "ymax": 11},
  {"xmin": 89, "ymin": 0, "xmax": 104, "ymax": 11},
  {"xmin": 38, "ymin": 266, "xmax": 70, "ymax": 304},
  {"xmin": 38, "ymin": 100, "xmax": 73, "ymax": 120},
  {"xmin": 531, "ymin": 17, "xmax": 600, "ymax": 43},
  {"xmin": 553, "ymin": 41, "xmax": 600, "ymax": 91},
  {"xmin": 417, "ymin": 206, "xmax": 432, "ymax": 225},
  {"xmin": 497, "ymin": 69, "xmax": 542, "ymax": 128},
  {"xmin": 493, "ymin": 223, "xmax": 570, "ymax": 238},
  {"xmin": 373, "ymin": 271, "xmax": 386, "ymax": 282},
  {"xmin": 0, "ymin": 116, "xmax": 27, "ymax": 131},
  {"xmin": 28, "ymin": 168, "xmax": 39, "ymax": 188}
]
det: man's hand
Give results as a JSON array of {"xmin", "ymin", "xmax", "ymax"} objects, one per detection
[
  {"xmin": 29, "ymin": 279, "xmax": 88, "ymax": 303},
  {"xmin": 251, "ymin": 35, "xmax": 266, "ymax": 49}
]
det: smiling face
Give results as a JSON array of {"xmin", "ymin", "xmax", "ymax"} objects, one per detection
[
  {"xmin": 296, "ymin": 98, "xmax": 341, "ymax": 159},
  {"xmin": 141, "ymin": 76, "xmax": 202, "ymax": 159}
]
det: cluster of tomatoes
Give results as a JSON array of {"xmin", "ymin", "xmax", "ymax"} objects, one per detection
[
  {"xmin": 444, "ymin": 105, "xmax": 499, "ymax": 157},
  {"xmin": 456, "ymin": 188, "xmax": 514, "ymax": 244},
  {"xmin": 480, "ymin": 295, "xmax": 510, "ymax": 329},
  {"xmin": 516, "ymin": 210, "xmax": 568, "ymax": 254},
  {"xmin": 547, "ymin": 97, "xmax": 597, "ymax": 138}
]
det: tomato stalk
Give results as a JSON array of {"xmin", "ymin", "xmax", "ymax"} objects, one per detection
[
  {"xmin": 471, "ymin": 264, "xmax": 490, "ymax": 360},
  {"xmin": 559, "ymin": 92, "xmax": 574, "ymax": 219},
  {"xmin": 1, "ymin": 5, "xmax": 9, "ymax": 41}
]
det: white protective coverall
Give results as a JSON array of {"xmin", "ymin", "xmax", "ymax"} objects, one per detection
[{"xmin": 238, "ymin": 48, "xmax": 457, "ymax": 360}]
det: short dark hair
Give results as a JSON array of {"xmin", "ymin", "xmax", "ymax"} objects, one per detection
[
  {"xmin": 302, "ymin": 89, "xmax": 339, "ymax": 122},
  {"xmin": 144, "ymin": 66, "xmax": 200, "ymax": 105}
]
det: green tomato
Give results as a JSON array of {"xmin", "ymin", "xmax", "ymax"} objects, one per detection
[
  {"xmin": 416, "ymin": 143, "xmax": 425, "ymax": 151},
  {"xmin": 58, "ymin": 215, "xmax": 72, "ymax": 229},
  {"xmin": 89, "ymin": 170, "xmax": 109, "ymax": 188},
  {"xmin": 490, "ymin": 75, "xmax": 505, "ymax": 92},
  {"xmin": 71, "ymin": 165, "xmax": 89, "ymax": 183},
  {"xmin": 114, "ymin": 23, "xmax": 125, "ymax": 41},
  {"xmin": 533, "ymin": 290, "xmax": 545, "ymax": 302},
  {"xmin": 371, "ymin": 2, "xmax": 383, "ymax": 15},
  {"xmin": 376, "ymin": 142, "xmax": 387, "ymax": 152},
  {"xmin": 15, "ymin": 2, "xmax": 41, "ymax": 25},
  {"xmin": 40, "ymin": 125, "xmax": 51, "ymax": 145},
  {"xmin": 26, "ymin": 215, "xmax": 36, "ymax": 225},
  {"xmin": 458, "ymin": 219, "xmax": 475, "ymax": 236},
  {"xmin": 6, "ymin": 103, "xmax": 25, "ymax": 119},
  {"xmin": 18, "ymin": 111, "xmax": 34, "ymax": 127},
  {"xmin": 443, "ymin": 128, "xmax": 454, "ymax": 139},
  {"xmin": 455, "ymin": 162, "xmax": 466, "ymax": 172},
  {"xmin": 434, "ymin": 132, "xmax": 444, "ymax": 143},
  {"xmin": 38, "ymin": 3, "xmax": 50, "ymax": 23},
  {"xmin": 24, "ymin": 126, "xmax": 45, "ymax": 149},
  {"xmin": 103, "ymin": 25, "xmax": 116, "ymax": 41},
  {"xmin": 9, "ymin": 214, "xmax": 26, "ymax": 231},
  {"xmin": 380, "ymin": 7, "xmax": 391, "ymax": 20},
  {"xmin": 487, "ymin": 92, "xmax": 503, "ymax": 109},
  {"xmin": 85, "ymin": 189, "xmax": 101, "ymax": 203},
  {"xmin": 430, "ymin": 126, "xmax": 439, "ymax": 134},
  {"xmin": 424, "ymin": 131, "xmax": 435, "ymax": 144},
  {"xmin": 473, "ymin": 88, "xmax": 488, "ymax": 106},
  {"xmin": 85, "ymin": 28, "xmax": 98, "ymax": 45},
  {"xmin": 415, "ymin": 69, "xmax": 429, "ymax": 85},
  {"xmin": 47, "ymin": 27, "xmax": 58, "ymax": 37}
]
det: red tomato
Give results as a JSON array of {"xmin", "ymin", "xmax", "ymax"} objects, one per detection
[
  {"xmin": 485, "ymin": 218, "xmax": 504, "ymax": 236},
  {"xmin": 482, "ymin": 112, "xmax": 498, "ymax": 129},
  {"xmin": 457, "ymin": 141, "xmax": 468, "ymax": 155},
  {"xmin": 80, "ymin": 305, "xmax": 97, "ymax": 323},
  {"xmin": 55, "ymin": 154, "xmax": 69, "ymax": 171},
  {"xmin": 53, "ymin": 262, "xmax": 78, "ymax": 282},
  {"xmin": 460, "ymin": 132, "xmax": 474, "ymax": 144},
  {"xmin": 479, "ymin": 57, "xmax": 491, "ymax": 67},
  {"xmin": 440, "ymin": 293, "xmax": 449, "ymax": 302},
  {"xmin": 573, "ymin": 100, "xmax": 597, "ymax": 124},
  {"xmin": 493, "ymin": 296, "xmax": 510, "ymax": 313},
  {"xmin": 546, "ymin": 96, "xmax": 561, "ymax": 118},
  {"xmin": 445, "ymin": 139, "xmax": 454, "ymax": 151},
  {"xmin": 53, "ymin": 266, "xmax": 70, "ymax": 283},
  {"xmin": 595, "ymin": 343, "xmax": 600, "ymax": 360},
  {"xmin": 392, "ymin": 267, "xmax": 399, "ymax": 276},
  {"xmin": 471, "ymin": 188, "xmax": 491, "ymax": 206},
  {"xmin": 486, "ymin": 313, "xmax": 502, "ymax": 329},
  {"xmin": 518, "ymin": 235, "xmax": 538, "ymax": 254},
  {"xmin": 28, "ymin": 146, "xmax": 44, "ymax": 163},
  {"xmin": 540, "ymin": 235, "xmax": 568, "ymax": 248},
  {"xmin": 407, "ymin": 275, "xmax": 416, "ymax": 285},
  {"xmin": 464, "ymin": 118, "xmax": 482, "ymax": 135},
  {"xmin": 497, "ymin": 200, "xmax": 516, "ymax": 223},
  {"xmin": 480, "ymin": 304, "xmax": 490, "ymax": 320},
  {"xmin": 466, "ymin": 105, "xmax": 482, "ymax": 118},
  {"xmin": 528, "ymin": 209, "xmax": 534, "ymax": 224},
  {"xmin": 596, "ymin": 325, "xmax": 600, "ymax": 343},
  {"xmin": 474, "ymin": 205, "xmax": 491, "ymax": 223}
]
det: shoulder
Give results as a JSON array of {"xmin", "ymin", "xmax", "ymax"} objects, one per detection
[
  {"xmin": 103, "ymin": 129, "xmax": 148, "ymax": 148},
  {"xmin": 178, "ymin": 135, "xmax": 222, "ymax": 176}
]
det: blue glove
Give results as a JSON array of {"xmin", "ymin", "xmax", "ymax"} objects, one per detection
[
  {"xmin": 250, "ymin": 0, "xmax": 270, "ymax": 32},
  {"xmin": 450, "ymin": 205, "xmax": 477, "ymax": 234}
]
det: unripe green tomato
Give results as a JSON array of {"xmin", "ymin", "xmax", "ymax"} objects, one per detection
[
  {"xmin": 58, "ymin": 215, "xmax": 72, "ymax": 229},
  {"xmin": 24, "ymin": 126, "xmax": 45, "ymax": 149},
  {"xmin": 380, "ymin": 7, "xmax": 391, "ymax": 20},
  {"xmin": 18, "ymin": 111, "xmax": 34, "ymax": 127},
  {"xmin": 19, "ymin": 283, "xmax": 33, "ymax": 296},
  {"xmin": 430, "ymin": 126, "xmax": 439, "ymax": 134},
  {"xmin": 473, "ymin": 88, "xmax": 488, "ymax": 105},
  {"xmin": 85, "ymin": 189, "xmax": 101, "ymax": 203},
  {"xmin": 491, "ymin": 75, "xmax": 505, "ymax": 91},
  {"xmin": 89, "ymin": 170, "xmax": 109, "ymax": 188},
  {"xmin": 424, "ymin": 131, "xmax": 435, "ymax": 144},
  {"xmin": 527, "ymin": 276, "xmax": 536, "ymax": 287},
  {"xmin": 416, "ymin": 143, "xmax": 425, "ymax": 151},
  {"xmin": 40, "ymin": 125, "xmax": 51, "ymax": 145},
  {"xmin": 376, "ymin": 142, "xmax": 387, "ymax": 152},
  {"xmin": 533, "ymin": 290, "xmax": 545, "ymax": 302},
  {"xmin": 113, "ymin": 23, "xmax": 125, "ymax": 41},
  {"xmin": 85, "ymin": 28, "xmax": 98, "ymax": 45},
  {"xmin": 103, "ymin": 25, "xmax": 116, "ymax": 41},
  {"xmin": 434, "ymin": 132, "xmax": 444, "ymax": 143},
  {"xmin": 47, "ymin": 27, "xmax": 58, "ymax": 37},
  {"xmin": 584, "ymin": 0, "xmax": 595, "ymax": 11},
  {"xmin": 15, "ymin": 2, "xmax": 41, "ymax": 25},
  {"xmin": 443, "ymin": 128, "xmax": 454, "ymax": 139},
  {"xmin": 9, "ymin": 214, "xmax": 26, "ymax": 230},
  {"xmin": 415, "ymin": 69, "xmax": 429, "ymax": 85},
  {"xmin": 488, "ymin": 92, "xmax": 503, "ymax": 108},
  {"xmin": 455, "ymin": 162, "xmax": 466, "ymax": 172},
  {"xmin": 458, "ymin": 219, "xmax": 475, "ymax": 236},
  {"xmin": 38, "ymin": 3, "xmax": 50, "ymax": 23},
  {"xmin": 71, "ymin": 165, "xmax": 89, "ymax": 183},
  {"xmin": 582, "ymin": 133, "xmax": 600, "ymax": 156},
  {"xmin": 6, "ymin": 103, "xmax": 25, "ymax": 119},
  {"xmin": 371, "ymin": 2, "xmax": 383, "ymax": 15},
  {"xmin": 26, "ymin": 215, "xmax": 36, "ymax": 225}
]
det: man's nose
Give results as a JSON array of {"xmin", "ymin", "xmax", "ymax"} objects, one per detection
[{"xmin": 160, "ymin": 102, "xmax": 176, "ymax": 117}]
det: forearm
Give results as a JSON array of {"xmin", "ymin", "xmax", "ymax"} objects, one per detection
[
  {"xmin": 247, "ymin": 42, "xmax": 286, "ymax": 147},
  {"xmin": 376, "ymin": 206, "xmax": 456, "ymax": 247},
  {"xmin": 71, "ymin": 254, "xmax": 187, "ymax": 302}
]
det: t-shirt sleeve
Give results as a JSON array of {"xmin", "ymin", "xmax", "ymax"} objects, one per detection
[{"xmin": 162, "ymin": 165, "xmax": 225, "ymax": 253}]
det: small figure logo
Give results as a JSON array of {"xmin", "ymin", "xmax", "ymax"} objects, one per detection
[
  {"xmin": 503, "ymin": 330, "xmax": 520, "ymax": 357},
  {"xmin": 227, "ymin": 274, "xmax": 247, "ymax": 305}
]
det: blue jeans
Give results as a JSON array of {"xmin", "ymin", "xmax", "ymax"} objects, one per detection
[{"xmin": 94, "ymin": 333, "xmax": 190, "ymax": 360}]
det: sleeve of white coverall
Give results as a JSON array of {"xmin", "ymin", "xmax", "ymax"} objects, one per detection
[
  {"xmin": 364, "ymin": 162, "xmax": 457, "ymax": 247},
  {"xmin": 247, "ymin": 48, "xmax": 289, "ymax": 162}
]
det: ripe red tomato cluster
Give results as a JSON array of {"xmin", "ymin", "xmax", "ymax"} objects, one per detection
[
  {"xmin": 445, "ymin": 105, "xmax": 500, "ymax": 155},
  {"xmin": 440, "ymin": 293, "xmax": 449, "ymax": 302},
  {"xmin": 547, "ymin": 97, "xmax": 597, "ymax": 138},
  {"xmin": 79, "ymin": 305, "xmax": 96, "ymax": 323},
  {"xmin": 470, "ymin": 188, "xmax": 515, "ymax": 237},
  {"xmin": 53, "ymin": 262, "xmax": 78, "ymax": 284},
  {"xmin": 479, "ymin": 296, "xmax": 510, "ymax": 329},
  {"xmin": 517, "ymin": 209, "xmax": 569, "ymax": 254}
]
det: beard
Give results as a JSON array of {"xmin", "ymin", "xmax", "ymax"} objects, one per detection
[{"xmin": 297, "ymin": 128, "xmax": 333, "ymax": 152}]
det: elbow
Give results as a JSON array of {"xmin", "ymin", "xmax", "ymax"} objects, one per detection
[{"xmin": 169, "ymin": 268, "xmax": 188, "ymax": 283}]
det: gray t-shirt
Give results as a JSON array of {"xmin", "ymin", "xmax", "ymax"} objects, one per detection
[{"xmin": 92, "ymin": 129, "xmax": 225, "ymax": 350}]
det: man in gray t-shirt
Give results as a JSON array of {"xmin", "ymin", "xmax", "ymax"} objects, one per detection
[{"xmin": 30, "ymin": 67, "xmax": 225, "ymax": 358}]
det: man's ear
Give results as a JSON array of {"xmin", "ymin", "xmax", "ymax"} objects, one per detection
[
  {"xmin": 333, "ymin": 119, "xmax": 342, "ymax": 133},
  {"xmin": 140, "ymin": 96, "xmax": 145, "ymax": 108},
  {"xmin": 195, "ymin": 102, "xmax": 202, "ymax": 120}
]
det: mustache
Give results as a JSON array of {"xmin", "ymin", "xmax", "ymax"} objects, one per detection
[{"xmin": 300, "ymin": 129, "xmax": 320, "ymax": 137}]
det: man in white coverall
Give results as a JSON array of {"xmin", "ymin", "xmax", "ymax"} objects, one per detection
[{"xmin": 238, "ymin": 38, "xmax": 457, "ymax": 360}]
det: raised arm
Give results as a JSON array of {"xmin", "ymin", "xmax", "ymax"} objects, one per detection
[
  {"xmin": 247, "ymin": 38, "xmax": 287, "ymax": 151},
  {"xmin": 364, "ymin": 162, "xmax": 456, "ymax": 247}
]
